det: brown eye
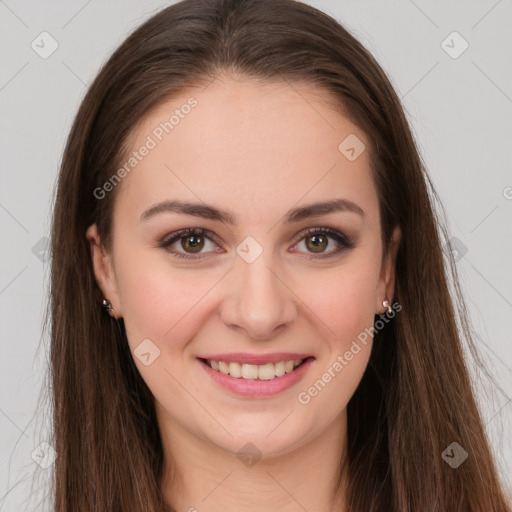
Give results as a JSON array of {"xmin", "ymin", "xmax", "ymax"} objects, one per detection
[
  {"xmin": 159, "ymin": 228, "xmax": 221, "ymax": 260},
  {"xmin": 305, "ymin": 234, "xmax": 328, "ymax": 253},
  {"xmin": 293, "ymin": 227, "xmax": 355, "ymax": 259},
  {"xmin": 181, "ymin": 234, "xmax": 204, "ymax": 253}
]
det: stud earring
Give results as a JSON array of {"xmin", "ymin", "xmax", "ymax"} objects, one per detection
[
  {"xmin": 382, "ymin": 300, "xmax": 392, "ymax": 314},
  {"xmin": 102, "ymin": 298, "xmax": 114, "ymax": 314}
]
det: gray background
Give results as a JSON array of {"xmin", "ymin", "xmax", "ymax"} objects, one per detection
[{"xmin": 1, "ymin": 0, "xmax": 511, "ymax": 509}]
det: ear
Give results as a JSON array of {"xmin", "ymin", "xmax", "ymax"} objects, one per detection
[
  {"xmin": 86, "ymin": 223, "xmax": 122, "ymax": 318},
  {"xmin": 376, "ymin": 225, "xmax": 401, "ymax": 314}
]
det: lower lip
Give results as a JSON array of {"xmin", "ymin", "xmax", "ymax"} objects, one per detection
[{"xmin": 198, "ymin": 358, "xmax": 314, "ymax": 397}]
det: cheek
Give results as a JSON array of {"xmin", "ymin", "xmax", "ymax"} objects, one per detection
[
  {"xmin": 113, "ymin": 253, "xmax": 219, "ymax": 406},
  {"xmin": 300, "ymin": 256, "xmax": 380, "ymax": 349},
  {"xmin": 113, "ymin": 250, "xmax": 209, "ymax": 350},
  {"xmin": 295, "ymin": 260, "xmax": 378, "ymax": 418}
]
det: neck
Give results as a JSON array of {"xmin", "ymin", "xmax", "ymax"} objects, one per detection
[{"xmin": 159, "ymin": 411, "xmax": 348, "ymax": 512}]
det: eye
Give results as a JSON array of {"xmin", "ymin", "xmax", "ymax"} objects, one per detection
[
  {"xmin": 291, "ymin": 227, "xmax": 355, "ymax": 259},
  {"xmin": 159, "ymin": 226, "xmax": 355, "ymax": 260},
  {"xmin": 158, "ymin": 228, "xmax": 221, "ymax": 260}
]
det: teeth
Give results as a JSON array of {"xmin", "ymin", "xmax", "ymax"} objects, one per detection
[
  {"xmin": 206, "ymin": 358, "xmax": 305, "ymax": 380},
  {"xmin": 274, "ymin": 361, "xmax": 285, "ymax": 377},
  {"xmin": 229, "ymin": 362, "xmax": 242, "ymax": 378},
  {"xmin": 218, "ymin": 361, "xmax": 229, "ymax": 375},
  {"xmin": 241, "ymin": 364, "xmax": 258, "ymax": 380},
  {"xmin": 258, "ymin": 363, "xmax": 275, "ymax": 381}
]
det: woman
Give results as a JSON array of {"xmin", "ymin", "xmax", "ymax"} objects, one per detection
[{"xmin": 48, "ymin": 0, "xmax": 511, "ymax": 510}]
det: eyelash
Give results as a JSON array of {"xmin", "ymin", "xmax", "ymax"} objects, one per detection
[{"xmin": 158, "ymin": 226, "xmax": 355, "ymax": 260}]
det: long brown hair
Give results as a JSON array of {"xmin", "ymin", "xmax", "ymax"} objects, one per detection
[{"xmin": 46, "ymin": 0, "xmax": 511, "ymax": 510}]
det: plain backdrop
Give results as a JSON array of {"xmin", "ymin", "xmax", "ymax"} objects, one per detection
[{"xmin": 1, "ymin": 0, "xmax": 511, "ymax": 509}]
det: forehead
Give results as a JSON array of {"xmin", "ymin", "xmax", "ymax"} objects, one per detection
[{"xmin": 113, "ymin": 76, "xmax": 379, "ymax": 228}]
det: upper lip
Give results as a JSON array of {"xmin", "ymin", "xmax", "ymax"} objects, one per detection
[{"xmin": 198, "ymin": 352, "xmax": 314, "ymax": 365}]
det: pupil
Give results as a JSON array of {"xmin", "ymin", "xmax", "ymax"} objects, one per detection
[
  {"xmin": 308, "ymin": 235, "xmax": 326, "ymax": 252},
  {"xmin": 184, "ymin": 235, "xmax": 203, "ymax": 252}
]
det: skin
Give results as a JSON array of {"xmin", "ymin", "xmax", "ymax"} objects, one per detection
[{"xmin": 87, "ymin": 74, "xmax": 401, "ymax": 512}]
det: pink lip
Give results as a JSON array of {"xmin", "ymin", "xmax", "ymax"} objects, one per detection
[
  {"xmin": 197, "ymin": 357, "xmax": 314, "ymax": 398},
  {"xmin": 198, "ymin": 352, "xmax": 312, "ymax": 365}
]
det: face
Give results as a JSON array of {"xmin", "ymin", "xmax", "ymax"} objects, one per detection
[{"xmin": 87, "ymin": 75, "xmax": 400, "ymax": 459}]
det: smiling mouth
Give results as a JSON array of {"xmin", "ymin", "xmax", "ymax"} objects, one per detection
[{"xmin": 199, "ymin": 358, "xmax": 311, "ymax": 380}]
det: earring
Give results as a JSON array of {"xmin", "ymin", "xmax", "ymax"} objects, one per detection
[
  {"xmin": 102, "ymin": 298, "xmax": 114, "ymax": 314},
  {"xmin": 382, "ymin": 300, "xmax": 392, "ymax": 314}
]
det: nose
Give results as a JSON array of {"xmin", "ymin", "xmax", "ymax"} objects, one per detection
[{"xmin": 219, "ymin": 247, "xmax": 297, "ymax": 341}]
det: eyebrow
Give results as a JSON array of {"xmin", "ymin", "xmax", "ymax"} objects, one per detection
[{"xmin": 140, "ymin": 198, "xmax": 365, "ymax": 224}]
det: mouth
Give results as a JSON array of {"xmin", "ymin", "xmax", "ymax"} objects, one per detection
[
  {"xmin": 200, "ymin": 357, "xmax": 309, "ymax": 380},
  {"xmin": 197, "ymin": 355, "xmax": 315, "ymax": 397}
]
